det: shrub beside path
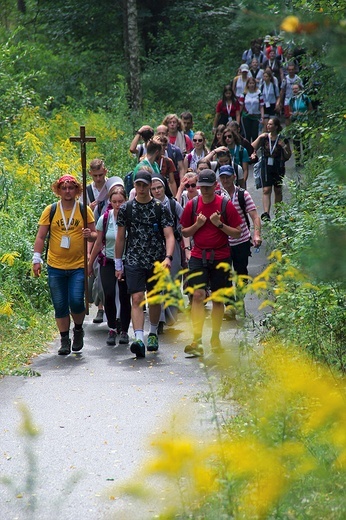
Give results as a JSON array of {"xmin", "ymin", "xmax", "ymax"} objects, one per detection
[{"xmin": 0, "ymin": 161, "xmax": 295, "ymax": 519}]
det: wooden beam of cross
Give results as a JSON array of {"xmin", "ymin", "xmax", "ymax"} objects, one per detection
[{"xmin": 69, "ymin": 126, "xmax": 96, "ymax": 315}]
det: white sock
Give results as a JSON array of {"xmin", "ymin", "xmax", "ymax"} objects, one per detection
[
  {"xmin": 134, "ymin": 329, "xmax": 144, "ymax": 342},
  {"xmin": 149, "ymin": 323, "xmax": 159, "ymax": 335}
]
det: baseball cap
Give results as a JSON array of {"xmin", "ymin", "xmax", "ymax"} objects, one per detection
[
  {"xmin": 197, "ymin": 169, "xmax": 216, "ymax": 187},
  {"xmin": 134, "ymin": 170, "xmax": 152, "ymax": 185},
  {"xmin": 240, "ymin": 64, "xmax": 249, "ymax": 72},
  {"xmin": 219, "ymin": 165, "xmax": 235, "ymax": 177}
]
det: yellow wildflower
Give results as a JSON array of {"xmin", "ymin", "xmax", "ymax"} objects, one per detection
[
  {"xmin": 0, "ymin": 251, "xmax": 20, "ymax": 266},
  {"xmin": 281, "ymin": 15, "xmax": 301, "ymax": 32}
]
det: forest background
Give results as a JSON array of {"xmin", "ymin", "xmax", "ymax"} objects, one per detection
[
  {"xmin": 0, "ymin": 0, "xmax": 345, "ymax": 375},
  {"xmin": 0, "ymin": 1, "xmax": 345, "ymax": 518}
]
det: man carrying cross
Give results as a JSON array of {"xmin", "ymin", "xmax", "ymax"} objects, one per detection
[{"xmin": 32, "ymin": 175, "xmax": 97, "ymax": 355}]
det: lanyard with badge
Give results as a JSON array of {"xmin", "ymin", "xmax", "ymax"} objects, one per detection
[
  {"xmin": 59, "ymin": 201, "xmax": 77, "ymax": 249},
  {"xmin": 268, "ymin": 135, "xmax": 279, "ymax": 166},
  {"xmin": 226, "ymin": 102, "xmax": 233, "ymax": 122}
]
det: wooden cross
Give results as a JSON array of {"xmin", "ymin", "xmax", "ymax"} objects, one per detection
[{"xmin": 70, "ymin": 126, "xmax": 96, "ymax": 315}]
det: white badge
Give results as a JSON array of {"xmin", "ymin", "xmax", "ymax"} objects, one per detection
[
  {"xmin": 60, "ymin": 235, "xmax": 70, "ymax": 249},
  {"xmin": 265, "ymin": 101, "xmax": 270, "ymax": 108},
  {"xmin": 267, "ymin": 157, "xmax": 274, "ymax": 166}
]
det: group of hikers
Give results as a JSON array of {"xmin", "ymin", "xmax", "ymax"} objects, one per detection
[{"xmin": 33, "ymin": 36, "xmax": 313, "ymax": 359}]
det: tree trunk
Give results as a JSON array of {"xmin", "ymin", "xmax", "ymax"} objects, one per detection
[{"xmin": 124, "ymin": 0, "xmax": 142, "ymax": 113}]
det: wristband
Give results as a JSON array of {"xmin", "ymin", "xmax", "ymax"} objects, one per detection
[
  {"xmin": 32, "ymin": 252, "xmax": 43, "ymax": 264},
  {"xmin": 115, "ymin": 258, "xmax": 123, "ymax": 271}
]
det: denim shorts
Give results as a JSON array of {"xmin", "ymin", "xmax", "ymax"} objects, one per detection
[{"xmin": 47, "ymin": 266, "xmax": 85, "ymax": 318}]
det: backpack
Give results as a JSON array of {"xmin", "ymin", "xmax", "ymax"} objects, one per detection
[
  {"xmin": 260, "ymin": 82, "xmax": 279, "ymax": 99},
  {"xmin": 96, "ymin": 203, "xmax": 112, "ymax": 266},
  {"xmin": 86, "ymin": 184, "xmax": 95, "ymax": 203},
  {"xmin": 124, "ymin": 171, "xmax": 134, "ymax": 196},
  {"xmin": 237, "ymin": 188, "xmax": 250, "ymax": 229},
  {"xmin": 191, "ymin": 195, "xmax": 229, "ymax": 225},
  {"xmin": 238, "ymin": 146, "xmax": 244, "ymax": 166},
  {"xmin": 137, "ymin": 144, "xmax": 144, "ymax": 163},
  {"xmin": 86, "ymin": 184, "xmax": 106, "ymax": 217},
  {"xmin": 45, "ymin": 201, "xmax": 85, "ymax": 259},
  {"xmin": 168, "ymin": 197, "xmax": 182, "ymax": 242}
]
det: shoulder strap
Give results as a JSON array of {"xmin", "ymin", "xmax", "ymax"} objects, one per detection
[
  {"xmin": 239, "ymin": 145, "xmax": 244, "ymax": 165},
  {"xmin": 220, "ymin": 197, "xmax": 229, "ymax": 224},
  {"xmin": 101, "ymin": 204, "xmax": 112, "ymax": 245},
  {"xmin": 237, "ymin": 188, "xmax": 250, "ymax": 229},
  {"xmin": 78, "ymin": 201, "xmax": 84, "ymax": 217},
  {"xmin": 169, "ymin": 197, "xmax": 178, "ymax": 230},
  {"xmin": 274, "ymin": 83, "xmax": 279, "ymax": 98},
  {"xmin": 125, "ymin": 199, "xmax": 134, "ymax": 227},
  {"xmin": 137, "ymin": 144, "xmax": 144, "ymax": 163},
  {"xmin": 49, "ymin": 200, "xmax": 84, "ymax": 223},
  {"xmin": 45, "ymin": 202, "xmax": 58, "ymax": 260},
  {"xmin": 87, "ymin": 184, "xmax": 95, "ymax": 203},
  {"xmin": 49, "ymin": 202, "xmax": 57, "ymax": 223},
  {"xmin": 191, "ymin": 195, "xmax": 200, "ymax": 225}
]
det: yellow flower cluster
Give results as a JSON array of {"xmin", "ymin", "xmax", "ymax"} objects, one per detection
[
  {"xmin": 0, "ymin": 251, "xmax": 20, "ymax": 266},
  {"xmin": 118, "ymin": 345, "xmax": 346, "ymax": 518}
]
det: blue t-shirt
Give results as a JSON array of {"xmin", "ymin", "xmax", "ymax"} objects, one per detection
[{"xmin": 229, "ymin": 145, "xmax": 249, "ymax": 165}]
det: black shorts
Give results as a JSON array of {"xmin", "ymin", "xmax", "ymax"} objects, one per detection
[
  {"xmin": 263, "ymin": 103, "xmax": 277, "ymax": 119},
  {"xmin": 124, "ymin": 264, "xmax": 157, "ymax": 295},
  {"xmin": 261, "ymin": 164, "xmax": 285, "ymax": 188},
  {"xmin": 186, "ymin": 256, "xmax": 231, "ymax": 292}
]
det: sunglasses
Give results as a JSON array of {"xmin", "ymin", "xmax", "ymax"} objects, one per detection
[
  {"xmin": 193, "ymin": 138, "xmax": 203, "ymax": 143},
  {"xmin": 185, "ymin": 183, "xmax": 197, "ymax": 188},
  {"xmin": 224, "ymin": 135, "xmax": 233, "ymax": 139}
]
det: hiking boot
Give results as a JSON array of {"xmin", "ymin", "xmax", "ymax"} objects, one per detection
[
  {"xmin": 118, "ymin": 332, "xmax": 129, "ymax": 345},
  {"xmin": 106, "ymin": 330, "xmax": 116, "ymax": 346},
  {"xmin": 58, "ymin": 337, "xmax": 71, "ymax": 356},
  {"xmin": 261, "ymin": 212, "xmax": 271, "ymax": 222},
  {"xmin": 72, "ymin": 328, "xmax": 84, "ymax": 352},
  {"xmin": 184, "ymin": 342, "xmax": 204, "ymax": 357},
  {"xmin": 147, "ymin": 333, "xmax": 159, "ymax": 352},
  {"xmin": 93, "ymin": 309, "xmax": 104, "ymax": 323},
  {"xmin": 130, "ymin": 339, "xmax": 145, "ymax": 358},
  {"xmin": 210, "ymin": 337, "xmax": 225, "ymax": 355}
]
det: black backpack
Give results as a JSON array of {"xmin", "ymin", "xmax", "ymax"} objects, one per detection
[
  {"xmin": 124, "ymin": 171, "xmax": 134, "ymax": 196},
  {"xmin": 190, "ymin": 195, "xmax": 229, "ymax": 224},
  {"xmin": 237, "ymin": 188, "xmax": 250, "ymax": 229}
]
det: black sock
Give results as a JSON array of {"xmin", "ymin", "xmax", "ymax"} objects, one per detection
[
  {"xmin": 74, "ymin": 323, "xmax": 83, "ymax": 330},
  {"xmin": 60, "ymin": 331, "xmax": 69, "ymax": 338}
]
